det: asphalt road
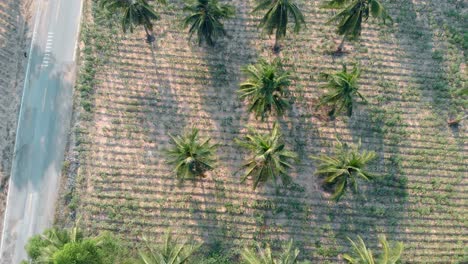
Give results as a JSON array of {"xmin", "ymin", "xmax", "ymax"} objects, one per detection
[{"xmin": 0, "ymin": 0, "xmax": 83, "ymax": 262}]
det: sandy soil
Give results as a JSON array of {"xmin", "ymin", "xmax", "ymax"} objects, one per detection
[{"xmin": 0, "ymin": 0, "xmax": 32, "ymax": 239}]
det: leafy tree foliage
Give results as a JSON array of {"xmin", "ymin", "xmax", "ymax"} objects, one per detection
[
  {"xmin": 23, "ymin": 225, "xmax": 129, "ymax": 264},
  {"xmin": 182, "ymin": 0, "xmax": 235, "ymax": 46},
  {"xmin": 236, "ymin": 123, "xmax": 297, "ymax": 190}
]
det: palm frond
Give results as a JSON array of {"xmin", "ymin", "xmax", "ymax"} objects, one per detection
[
  {"xmin": 241, "ymin": 240, "xmax": 300, "ymax": 264},
  {"xmin": 253, "ymin": 0, "xmax": 305, "ymax": 48},
  {"xmin": 236, "ymin": 123, "xmax": 297, "ymax": 190},
  {"xmin": 344, "ymin": 235, "xmax": 404, "ymax": 264},
  {"xmin": 182, "ymin": 0, "xmax": 235, "ymax": 46},
  {"xmin": 166, "ymin": 128, "xmax": 217, "ymax": 180},
  {"xmin": 311, "ymin": 139, "xmax": 376, "ymax": 201},
  {"xmin": 138, "ymin": 231, "xmax": 201, "ymax": 264},
  {"xmin": 322, "ymin": 0, "xmax": 392, "ymax": 40},
  {"xmin": 317, "ymin": 64, "xmax": 364, "ymax": 117},
  {"xmin": 239, "ymin": 58, "xmax": 292, "ymax": 120}
]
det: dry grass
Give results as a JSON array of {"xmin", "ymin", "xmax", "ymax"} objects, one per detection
[{"xmin": 62, "ymin": 0, "xmax": 467, "ymax": 262}]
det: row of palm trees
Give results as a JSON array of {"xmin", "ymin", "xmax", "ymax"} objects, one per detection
[
  {"xmin": 99, "ymin": 0, "xmax": 392, "ymax": 52},
  {"xmin": 167, "ymin": 59, "xmax": 373, "ymax": 201},
  {"xmin": 23, "ymin": 225, "xmax": 403, "ymax": 264},
  {"xmin": 167, "ymin": 124, "xmax": 375, "ymax": 201}
]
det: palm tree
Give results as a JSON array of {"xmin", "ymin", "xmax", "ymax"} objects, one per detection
[
  {"xmin": 317, "ymin": 64, "xmax": 365, "ymax": 117},
  {"xmin": 239, "ymin": 58, "xmax": 292, "ymax": 120},
  {"xmin": 322, "ymin": 0, "xmax": 392, "ymax": 52},
  {"xmin": 24, "ymin": 224, "xmax": 83, "ymax": 263},
  {"xmin": 236, "ymin": 123, "xmax": 297, "ymax": 190},
  {"xmin": 182, "ymin": 0, "xmax": 235, "ymax": 46},
  {"xmin": 253, "ymin": 0, "xmax": 305, "ymax": 52},
  {"xmin": 311, "ymin": 139, "xmax": 376, "ymax": 201},
  {"xmin": 24, "ymin": 224, "xmax": 127, "ymax": 264},
  {"xmin": 99, "ymin": 0, "xmax": 165, "ymax": 43},
  {"xmin": 343, "ymin": 235, "xmax": 404, "ymax": 264},
  {"xmin": 166, "ymin": 128, "xmax": 217, "ymax": 180},
  {"xmin": 241, "ymin": 240, "xmax": 302, "ymax": 264},
  {"xmin": 138, "ymin": 232, "xmax": 200, "ymax": 264}
]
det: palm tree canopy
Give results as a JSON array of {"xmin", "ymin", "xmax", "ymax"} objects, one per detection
[
  {"xmin": 254, "ymin": 0, "xmax": 306, "ymax": 40},
  {"xmin": 99, "ymin": 0, "xmax": 162, "ymax": 33},
  {"xmin": 166, "ymin": 128, "xmax": 217, "ymax": 180},
  {"xmin": 182, "ymin": 0, "xmax": 235, "ymax": 46},
  {"xmin": 343, "ymin": 235, "xmax": 404, "ymax": 264},
  {"xmin": 24, "ymin": 225, "xmax": 128, "ymax": 264},
  {"xmin": 239, "ymin": 58, "xmax": 292, "ymax": 120},
  {"xmin": 317, "ymin": 64, "xmax": 365, "ymax": 117},
  {"xmin": 241, "ymin": 240, "xmax": 301, "ymax": 264},
  {"xmin": 322, "ymin": 0, "xmax": 392, "ymax": 39},
  {"xmin": 311, "ymin": 139, "xmax": 376, "ymax": 201},
  {"xmin": 236, "ymin": 123, "xmax": 297, "ymax": 190},
  {"xmin": 138, "ymin": 232, "xmax": 201, "ymax": 264}
]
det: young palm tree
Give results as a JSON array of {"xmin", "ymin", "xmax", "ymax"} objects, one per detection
[
  {"xmin": 239, "ymin": 58, "xmax": 292, "ymax": 120},
  {"xmin": 166, "ymin": 128, "xmax": 217, "ymax": 180},
  {"xmin": 241, "ymin": 240, "xmax": 301, "ymax": 264},
  {"xmin": 24, "ymin": 224, "xmax": 83, "ymax": 263},
  {"xmin": 236, "ymin": 123, "xmax": 297, "ymax": 190},
  {"xmin": 343, "ymin": 235, "xmax": 404, "ymax": 264},
  {"xmin": 99, "ymin": 0, "xmax": 165, "ymax": 43},
  {"xmin": 138, "ymin": 232, "xmax": 200, "ymax": 264},
  {"xmin": 311, "ymin": 140, "xmax": 376, "ymax": 201},
  {"xmin": 182, "ymin": 0, "xmax": 235, "ymax": 46},
  {"xmin": 322, "ymin": 0, "xmax": 392, "ymax": 52},
  {"xmin": 253, "ymin": 0, "xmax": 306, "ymax": 52},
  {"xmin": 317, "ymin": 64, "xmax": 365, "ymax": 117},
  {"xmin": 24, "ymin": 225, "xmax": 127, "ymax": 264}
]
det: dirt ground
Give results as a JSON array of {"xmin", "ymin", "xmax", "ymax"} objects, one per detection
[
  {"xmin": 60, "ymin": 0, "xmax": 466, "ymax": 263},
  {"xmin": 0, "ymin": 0, "xmax": 32, "ymax": 239}
]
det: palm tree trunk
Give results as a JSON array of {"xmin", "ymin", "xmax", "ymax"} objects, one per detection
[
  {"xmin": 273, "ymin": 35, "xmax": 280, "ymax": 54},
  {"xmin": 144, "ymin": 25, "xmax": 155, "ymax": 43},
  {"xmin": 337, "ymin": 35, "xmax": 346, "ymax": 52}
]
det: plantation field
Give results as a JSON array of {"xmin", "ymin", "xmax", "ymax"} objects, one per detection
[{"xmin": 63, "ymin": 0, "xmax": 467, "ymax": 262}]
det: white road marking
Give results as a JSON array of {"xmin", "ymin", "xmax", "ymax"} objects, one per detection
[
  {"xmin": 42, "ymin": 86, "xmax": 48, "ymax": 111},
  {"xmin": 41, "ymin": 34, "xmax": 54, "ymax": 66}
]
